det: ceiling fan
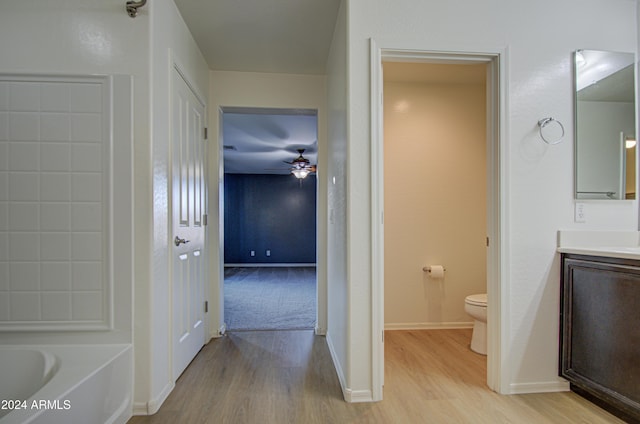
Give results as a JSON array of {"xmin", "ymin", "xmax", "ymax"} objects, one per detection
[{"xmin": 285, "ymin": 148, "xmax": 317, "ymax": 179}]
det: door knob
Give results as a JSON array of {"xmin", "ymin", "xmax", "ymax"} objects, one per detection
[{"xmin": 174, "ymin": 236, "xmax": 190, "ymax": 246}]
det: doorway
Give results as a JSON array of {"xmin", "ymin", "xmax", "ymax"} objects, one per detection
[
  {"xmin": 383, "ymin": 60, "xmax": 488, "ymax": 330},
  {"xmin": 220, "ymin": 108, "xmax": 319, "ymax": 331},
  {"xmin": 371, "ymin": 46, "xmax": 505, "ymax": 400}
]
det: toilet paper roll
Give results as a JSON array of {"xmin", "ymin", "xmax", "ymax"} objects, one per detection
[{"xmin": 428, "ymin": 265, "xmax": 445, "ymax": 278}]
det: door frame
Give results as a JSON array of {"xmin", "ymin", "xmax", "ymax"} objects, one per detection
[{"xmin": 370, "ymin": 40, "xmax": 509, "ymax": 399}]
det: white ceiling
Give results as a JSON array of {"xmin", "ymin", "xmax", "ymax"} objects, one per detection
[
  {"xmin": 173, "ymin": 0, "xmax": 338, "ymax": 175},
  {"xmin": 173, "ymin": 0, "xmax": 342, "ymax": 75}
]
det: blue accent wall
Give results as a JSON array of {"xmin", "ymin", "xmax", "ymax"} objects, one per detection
[{"xmin": 224, "ymin": 174, "xmax": 317, "ymax": 264}]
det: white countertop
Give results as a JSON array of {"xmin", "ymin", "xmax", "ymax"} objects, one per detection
[{"xmin": 557, "ymin": 230, "xmax": 640, "ymax": 260}]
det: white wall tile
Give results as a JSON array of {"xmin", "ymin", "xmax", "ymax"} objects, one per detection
[
  {"xmin": 40, "ymin": 113, "xmax": 70, "ymax": 141},
  {"xmin": 72, "ymin": 292, "xmax": 102, "ymax": 321},
  {"xmin": 0, "ymin": 173, "xmax": 6, "ymax": 200},
  {"xmin": 0, "ymin": 233, "xmax": 7, "ymax": 261},
  {"xmin": 0, "ymin": 113, "xmax": 8, "ymax": 141},
  {"xmin": 71, "ymin": 233, "xmax": 102, "ymax": 261},
  {"xmin": 9, "ymin": 113, "xmax": 39, "ymax": 141},
  {"xmin": 41, "ymin": 203, "xmax": 70, "ymax": 231},
  {"xmin": 0, "ymin": 76, "xmax": 110, "ymax": 328},
  {"xmin": 41, "ymin": 262, "xmax": 71, "ymax": 291},
  {"xmin": 72, "ymin": 262, "xmax": 102, "ymax": 290},
  {"xmin": 70, "ymin": 84, "xmax": 102, "ymax": 113},
  {"xmin": 71, "ymin": 203, "xmax": 101, "ymax": 231},
  {"xmin": 40, "ymin": 173, "xmax": 70, "ymax": 201},
  {"xmin": 10, "ymin": 83, "xmax": 40, "ymax": 112},
  {"xmin": 72, "ymin": 173, "xmax": 101, "ymax": 201},
  {"xmin": 9, "ymin": 262, "xmax": 40, "ymax": 291},
  {"xmin": 40, "ymin": 83, "xmax": 70, "ymax": 112},
  {"xmin": 0, "ymin": 143, "xmax": 8, "ymax": 172},
  {"xmin": 0, "ymin": 202, "xmax": 6, "ymax": 230},
  {"xmin": 10, "ymin": 292, "xmax": 41, "ymax": 321},
  {"xmin": 0, "ymin": 82, "xmax": 8, "ymax": 111},
  {"xmin": 9, "ymin": 202, "xmax": 38, "ymax": 231},
  {"xmin": 9, "ymin": 173, "xmax": 38, "ymax": 201},
  {"xmin": 9, "ymin": 142, "xmax": 40, "ymax": 171},
  {"xmin": 0, "ymin": 263, "xmax": 8, "ymax": 291},
  {"xmin": 41, "ymin": 232, "xmax": 70, "ymax": 261},
  {"xmin": 41, "ymin": 143, "xmax": 70, "ymax": 171},
  {"xmin": 71, "ymin": 113, "xmax": 102, "ymax": 142},
  {"xmin": 8, "ymin": 232, "xmax": 39, "ymax": 261},
  {"xmin": 72, "ymin": 143, "xmax": 102, "ymax": 172},
  {"xmin": 0, "ymin": 293, "xmax": 9, "ymax": 321},
  {"xmin": 41, "ymin": 292, "xmax": 71, "ymax": 320}
]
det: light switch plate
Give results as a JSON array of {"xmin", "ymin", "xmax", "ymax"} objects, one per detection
[{"xmin": 575, "ymin": 203, "xmax": 586, "ymax": 223}]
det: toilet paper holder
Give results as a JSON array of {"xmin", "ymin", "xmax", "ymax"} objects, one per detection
[{"xmin": 422, "ymin": 265, "xmax": 446, "ymax": 273}]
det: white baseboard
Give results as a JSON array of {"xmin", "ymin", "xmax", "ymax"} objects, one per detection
[
  {"xmin": 344, "ymin": 388, "xmax": 373, "ymax": 403},
  {"xmin": 384, "ymin": 322, "xmax": 474, "ymax": 330},
  {"xmin": 314, "ymin": 325, "xmax": 326, "ymax": 336},
  {"xmin": 325, "ymin": 332, "xmax": 374, "ymax": 403},
  {"xmin": 132, "ymin": 381, "xmax": 175, "ymax": 415},
  {"xmin": 224, "ymin": 263, "xmax": 317, "ymax": 268},
  {"xmin": 132, "ymin": 402, "xmax": 148, "ymax": 416},
  {"xmin": 325, "ymin": 332, "xmax": 348, "ymax": 400},
  {"xmin": 508, "ymin": 380, "xmax": 570, "ymax": 394}
]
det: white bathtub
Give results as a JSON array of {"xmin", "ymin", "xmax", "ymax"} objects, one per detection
[{"xmin": 0, "ymin": 344, "xmax": 132, "ymax": 424}]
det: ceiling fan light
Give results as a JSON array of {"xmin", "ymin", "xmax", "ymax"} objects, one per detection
[{"xmin": 291, "ymin": 168, "xmax": 310, "ymax": 179}]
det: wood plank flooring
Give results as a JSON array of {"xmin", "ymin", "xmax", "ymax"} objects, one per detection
[{"xmin": 128, "ymin": 329, "xmax": 624, "ymax": 424}]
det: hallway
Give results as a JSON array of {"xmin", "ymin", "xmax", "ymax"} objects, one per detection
[{"xmin": 128, "ymin": 330, "xmax": 623, "ymax": 423}]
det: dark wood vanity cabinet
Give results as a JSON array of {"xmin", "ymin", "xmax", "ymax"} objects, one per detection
[{"xmin": 560, "ymin": 253, "xmax": 640, "ymax": 423}]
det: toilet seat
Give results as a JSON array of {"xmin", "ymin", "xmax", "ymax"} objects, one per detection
[{"xmin": 465, "ymin": 293, "xmax": 487, "ymax": 307}]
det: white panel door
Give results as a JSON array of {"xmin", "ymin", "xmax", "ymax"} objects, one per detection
[{"xmin": 172, "ymin": 67, "xmax": 206, "ymax": 380}]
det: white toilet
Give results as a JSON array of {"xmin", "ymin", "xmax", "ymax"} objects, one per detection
[{"xmin": 464, "ymin": 293, "xmax": 487, "ymax": 355}]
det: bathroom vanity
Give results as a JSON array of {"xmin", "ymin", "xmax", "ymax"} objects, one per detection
[{"xmin": 560, "ymin": 252, "xmax": 640, "ymax": 423}]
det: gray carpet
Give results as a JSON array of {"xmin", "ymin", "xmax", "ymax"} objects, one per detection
[{"xmin": 224, "ymin": 267, "xmax": 316, "ymax": 331}]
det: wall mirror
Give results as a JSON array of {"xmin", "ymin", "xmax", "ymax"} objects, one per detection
[{"xmin": 574, "ymin": 49, "xmax": 636, "ymax": 200}]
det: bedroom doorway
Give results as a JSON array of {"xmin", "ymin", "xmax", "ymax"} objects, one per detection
[{"xmin": 220, "ymin": 107, "xmax": 319, "ymax": 331}]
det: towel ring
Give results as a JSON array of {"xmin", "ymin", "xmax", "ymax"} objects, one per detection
[{"xmin": 538, "ymin": 117, "xmax": 565, "ymax": 145}]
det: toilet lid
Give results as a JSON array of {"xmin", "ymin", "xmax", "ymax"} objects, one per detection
[{"xmin": 465, "ymin": 293, "xmax": 487, "ymax": 306}]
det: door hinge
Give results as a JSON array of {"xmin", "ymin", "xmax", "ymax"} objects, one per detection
[
  {"xmin": 486, "ymin": 237, "xmax": 490, "ymax": 247},
  {"xmin": 204, "ymin": 301, "xmax": 208, "ymax": 313},
  {"xmin": 204, "ymin": 127, "xmax": 208, "ymax": 140},
  {"xmin": 203, "ymin": 214, "xmax": 208, "ymax": 226}
]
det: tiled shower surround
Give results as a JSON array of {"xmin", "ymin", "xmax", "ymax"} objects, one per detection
[{"xmin": 0, "ymin": 75, "xmax": 110, "ymax": 330}]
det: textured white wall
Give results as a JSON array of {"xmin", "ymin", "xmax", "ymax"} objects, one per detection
[
  {"xmin": 384, "ymin": 77, "xmax": 487, "ymax": 328},
  {"xmin": 347, "ymin": 0, "xmax": 638, "ymax": 395},
  {"xmin": 326, "ymin": 0, "xmax": 349, "ymax": 394}
]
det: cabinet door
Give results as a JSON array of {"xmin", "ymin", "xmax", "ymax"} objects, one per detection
[{"xmin": 561, "ymin": 256, "xmax": 640, "ymax": 421}]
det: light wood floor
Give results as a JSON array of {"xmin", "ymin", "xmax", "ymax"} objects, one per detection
[{"xmin": 128, "ymin": 329, "xmax": 624, "ymax": 423}]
